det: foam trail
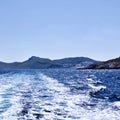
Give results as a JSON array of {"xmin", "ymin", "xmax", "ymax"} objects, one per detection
[
  {"xmin": 0, "ymin": 71, "xmax": 120, "ymax": 120},
  {"xmin": 39, "ymin": 74, "xmax": 120, "ymax": 120},
  {"xmin": 38, "ymin": 74, "xmax": 92, "ymax": 119},
  {"xmin": 0, "ymin": 73, "xmax": 35, "ymax": 120}
]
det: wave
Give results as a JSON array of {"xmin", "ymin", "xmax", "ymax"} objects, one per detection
[{"xmin": 88, "ymin": 84, "xmax": 106, "ymax": 91}]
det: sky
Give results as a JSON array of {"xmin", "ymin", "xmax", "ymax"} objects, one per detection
[{"xmin": 0, "ymin": 0, "xmax": 120, "ymax": 62}]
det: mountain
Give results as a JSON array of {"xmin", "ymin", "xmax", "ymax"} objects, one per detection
[
  {"xmin": 53, "ymin": 57, "xmax": 98, "ymax": 68},
  {"xmin": 0, "ymin": 56, "xmax": 62, "ymax": 69},
  {"xmin": 85, "ymin": 57, "xmax": 120, "ymax": 69},
  {"xmin": 18, "ymin": 56, "xmax": 61, "ymax": 69},
  {"xmin": 0, "ymin": 56, "xmax": 98, "ymax": 69}
]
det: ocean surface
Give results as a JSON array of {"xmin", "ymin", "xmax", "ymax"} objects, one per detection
[{"xmin": 0, "ymin": 69, "xmax": 120, "ymax": 120}]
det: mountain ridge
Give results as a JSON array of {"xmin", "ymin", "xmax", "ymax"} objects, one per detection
[{"xmin": 0, "ymin": 56, "xmax": 98, "ymax": 69}]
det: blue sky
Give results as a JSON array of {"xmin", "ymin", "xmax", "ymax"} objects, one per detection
[{"xmin": 0, "ymin": 0, "xmax": 120, "ymax": 62}]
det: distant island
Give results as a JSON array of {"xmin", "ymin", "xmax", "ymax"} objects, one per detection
[
  {"xmin": 1, "ymin": 56, "xmax": 120, "ymax": 69},
  {"xmin": 82, "ymin": 57, "xmax": 120, "ymax": 69},
  {"xmin": 0, "ymin": 56, "xmax": 98, "ymax": 69}
]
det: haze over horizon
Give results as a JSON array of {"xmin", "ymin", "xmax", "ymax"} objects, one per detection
[{"xmin": 0, "ymin": 0, "xmax": 120, "ymax": 62}]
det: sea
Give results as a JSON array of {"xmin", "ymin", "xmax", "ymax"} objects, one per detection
[{"xmin": 0, "ymin": 69, "xmax": 120, "ymax": 120}]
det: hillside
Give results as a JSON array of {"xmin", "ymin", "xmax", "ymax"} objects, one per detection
[
  {"xmin": 0, "ymin": 56, "xmax": 98, "ymax": 69},
  {"xmin": 53, "ymin": 57, "xmax": 98, "ymax": 68},
  {"xmin": 86, "ymin": 57, "xmax": 120, "ymax": 69}
]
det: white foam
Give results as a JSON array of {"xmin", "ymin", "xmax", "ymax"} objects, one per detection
[
  {"xmin": 39, "ymin": 74, "xmax": 91, "ymax": 119},
  {"xmin": 87, "ymin": 78, "xmax": 93, "ymax": 81},
  {"xmin": 0, "ymin": 72, "xmax": 120, "ymax": 120},
  {"xmin": 113, "ymin": 101, "xmax": 120, "ymax": 107},
  {"xmin": 0, "ymin": 95, "xmax": 22, "ymax": 120},
  {"xmin": 39, "ymin": 74, "xmax": 120, "ymax": 120},
  {"xmin": 89, "ymin": 84, "xmax": 106, "ymax": 91},
  {"xmin": 0, "ymin": 73, "xmax": 35, "ymax": 120},
  {"xmin": 40, "ymin": 74, "xmax": 70, "ymax": 93}
]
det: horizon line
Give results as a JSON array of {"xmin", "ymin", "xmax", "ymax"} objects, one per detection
[{"xmin": 0, "ymin": 55, "xmax": 118, "ymax": 63}]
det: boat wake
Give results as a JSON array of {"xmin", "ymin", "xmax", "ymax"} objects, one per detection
[{"xmin": 0, "ymin": 70, "xmax": 119, "ymax": 120}]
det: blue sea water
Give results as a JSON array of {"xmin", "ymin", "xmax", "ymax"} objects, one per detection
[{"xmin": 0, "ymin": 69, "xmax": 120, "ymax": 120}]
